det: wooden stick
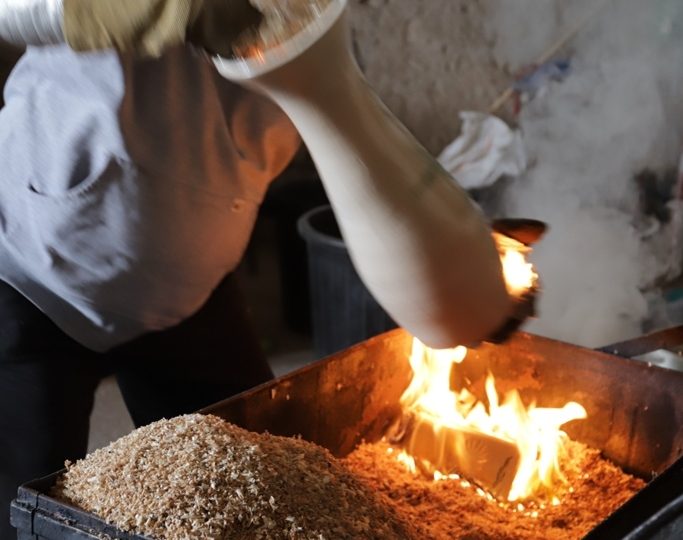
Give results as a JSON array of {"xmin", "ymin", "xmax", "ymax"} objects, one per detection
[
  {"xmin": 488, "ymin": 0, "xmax": 615, "ymax": 115},
  {"xmin": 403, "ymin": 415, "xmax": 520, "ymax": 500}
]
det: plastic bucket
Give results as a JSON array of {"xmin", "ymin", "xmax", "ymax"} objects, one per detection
[{"xmin": 298, "ymin": 205, "xmax": 396, "ymax": 357}]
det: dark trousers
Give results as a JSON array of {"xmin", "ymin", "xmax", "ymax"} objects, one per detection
[{"xmin": 0, "ymin": 274, "xmax": 272, "ymax": 540}]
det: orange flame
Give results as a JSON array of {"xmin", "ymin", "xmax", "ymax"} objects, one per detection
[
  {"xmin": 494, "ymin": 232, "xmax": 538, "ymax": 296},
  {"xmin": 400, "ymin": 339, "xmax": 586, "ymax": 501},
  {"xmin": 397, "ymin": 236, "xmax": 586, "ymax": 501}
]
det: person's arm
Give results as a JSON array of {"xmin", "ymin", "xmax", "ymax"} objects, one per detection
[{"xmin": 0, "ymin": 0, "xmax": 259, "ymax": 57}]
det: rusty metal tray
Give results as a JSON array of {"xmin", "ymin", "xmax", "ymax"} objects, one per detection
[{"xmin": 11, "ymin": 328, "xmax": 683, "ymax": 539}]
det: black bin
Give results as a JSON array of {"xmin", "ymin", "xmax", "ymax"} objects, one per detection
[{"xmin": 297, "ymin": 205, "xmax": 396, "ymax": 357}]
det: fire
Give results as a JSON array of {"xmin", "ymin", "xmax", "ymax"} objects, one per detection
[
  {"xmin": 396, "ymin": 235, "xmax": 586, "ymax": 502},
  {"xmin": 399, "ymin": 340, "xmax": 587, "ymax": 501},
  {"xmin": 494, "ymin": 232, "xmax": 538, "ymax": 296}
]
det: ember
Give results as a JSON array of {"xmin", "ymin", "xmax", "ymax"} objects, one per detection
[{"xmin": 344, "ymin": 440, "xmax": 645, "ymax": 540}]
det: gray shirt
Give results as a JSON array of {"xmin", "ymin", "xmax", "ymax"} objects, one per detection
[{"xmin": 0, "ymin": 44, "xmax": 300, "ymax": 351}]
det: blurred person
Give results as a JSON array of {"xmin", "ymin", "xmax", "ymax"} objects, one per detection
[
  {"xmin": 0, "ymin": 1, "xmax": 526, "ymax": 537},
  {"xmin": 0, "ymin": 1, "xmax": 302, "ymax": 537}
]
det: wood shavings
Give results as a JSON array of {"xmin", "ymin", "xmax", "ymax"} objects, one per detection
[
  {"xmin": 53, "ymin": 414, "xmax": 418, "ymax": 540},
  {"xmin": 343, "ymin": 440, "xmax": 646, "ymax": 540},
  {"xmin": 52, "ymin": 414, "xmax": 646, "ymax": 539}
]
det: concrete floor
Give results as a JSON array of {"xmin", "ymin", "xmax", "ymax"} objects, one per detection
[
  {"xmin": 88, "ymin": 378, "xmax": 133, "ymax": 452},
  {"xmin": 87, "ymin": 217, "xmax": 316, "ymax": 451}
]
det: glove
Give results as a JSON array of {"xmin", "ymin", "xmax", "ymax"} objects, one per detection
[{"xmin": 63, "ymin": 0, "xmax": 261, "ymax": 57}]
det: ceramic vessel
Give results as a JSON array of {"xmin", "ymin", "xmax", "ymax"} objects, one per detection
[{"xmin": 214, "ymin": 0, "xmax": 511, "ymax": 348}]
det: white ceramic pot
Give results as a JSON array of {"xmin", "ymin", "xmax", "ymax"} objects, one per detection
[{"xmin": 214, "ymin": 0, "xmax": 512, "ymax": 348}]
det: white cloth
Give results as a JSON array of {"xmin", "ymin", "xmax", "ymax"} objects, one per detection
[{"xmin": 438, "ymin": 111, "xmax": 526, "ymax": 190}]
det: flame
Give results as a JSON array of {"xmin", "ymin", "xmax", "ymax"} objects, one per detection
[
  {"xmin": 494, "ymin": 232, "xmax": 538, "ymax": 296},
  {"xmin": 400, "ymin": 339, "xmax": 587, "ymax": 501},
  {"xmin": 397, "ymin": 235, "xmax": 586, "ymax": 501}
]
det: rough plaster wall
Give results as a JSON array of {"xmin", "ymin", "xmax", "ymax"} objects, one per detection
[{"xmin": 348, "ymin": 0, "xmax": 510, "ymax": 154}]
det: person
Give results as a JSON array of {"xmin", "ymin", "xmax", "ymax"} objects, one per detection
[
  {"xmin": 0, "ymin": 1, "xmax": 533, "ymax": 537},
  {"xmin": 0, "ymin": 1, "xmax": 304, "ymax": 537}
]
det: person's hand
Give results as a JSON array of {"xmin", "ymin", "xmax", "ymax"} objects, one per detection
[{"xmin": 63, "ymin": 0, "xmax": 261, "ymax": 58}]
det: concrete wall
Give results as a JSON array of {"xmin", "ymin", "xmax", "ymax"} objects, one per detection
[{"xmin": 348, "ymin": 0, "xmax": 510, "ymax": 154}]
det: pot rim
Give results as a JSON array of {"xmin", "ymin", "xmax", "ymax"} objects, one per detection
[{"xmin": 213, "ymin": 0, "xmax": 347, "ymax": 80}]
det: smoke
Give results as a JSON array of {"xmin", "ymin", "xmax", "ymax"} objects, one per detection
[{"xmin": 484, "ymin": 0, "xmax": 683, "ymax": 347}]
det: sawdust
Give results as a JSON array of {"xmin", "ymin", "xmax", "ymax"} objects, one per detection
[
  {"xmin": 343, "ymin": 440, "xmax": 646, "ymax": 540},
  {"xmin": 52, "ymin": 414, "xmax": 418, "ymax": 540},
  {"xmin": 52, "ymin": 413, "xmax": 645, "ymax": 539}
]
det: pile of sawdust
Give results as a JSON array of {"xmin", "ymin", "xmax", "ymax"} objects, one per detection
[
  {"xmin": 52, "ymin": 413, "xmax": 647, "ymax": 539},
  {"xmin": 53, "ymin": 414, "xmax": 418, "ymax": 540},
  {"xmin": 343, "ymin": 440, "xmax": 646, "ymax": 540}
]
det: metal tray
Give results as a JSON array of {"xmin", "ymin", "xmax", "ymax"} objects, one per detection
[{"xmin": 12, "ymin": 327, "xmax": 683, "ymax": 539}]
